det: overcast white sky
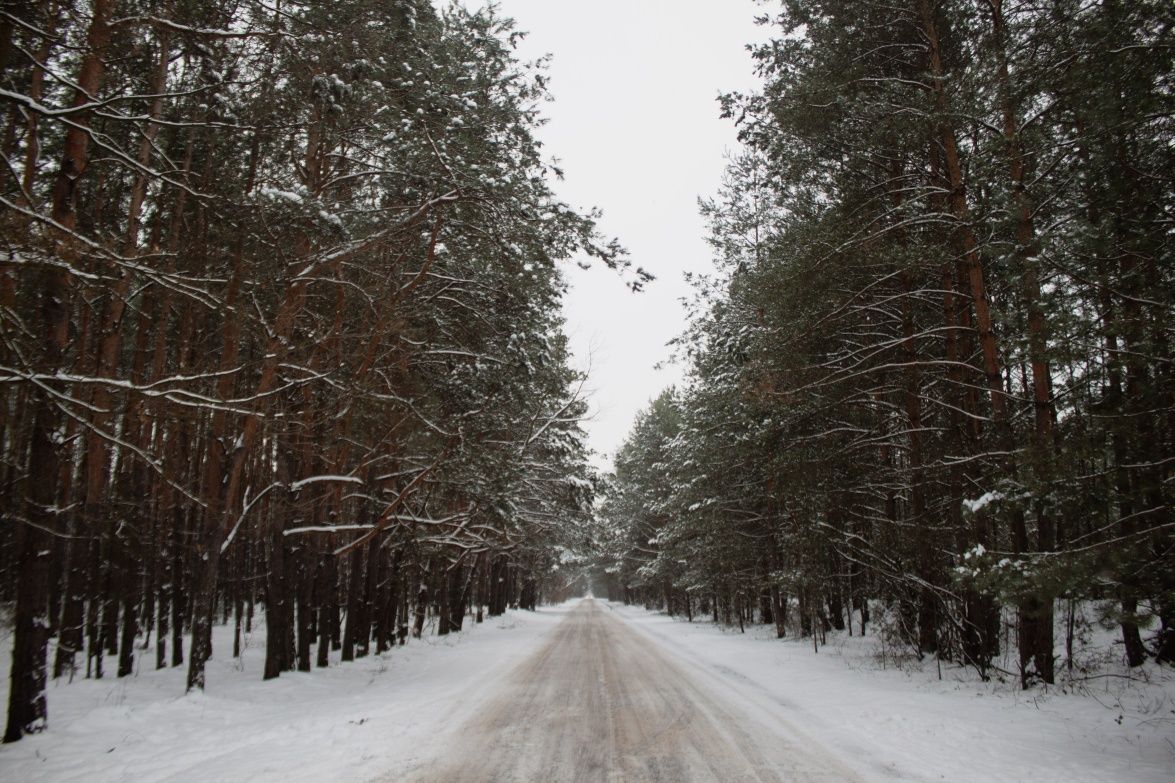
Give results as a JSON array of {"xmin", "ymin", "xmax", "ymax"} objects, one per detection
[{"xmin": 489, "ymin": 1, "xmax": 768, "ymax": 471}]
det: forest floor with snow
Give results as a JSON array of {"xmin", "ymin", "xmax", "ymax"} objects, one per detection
[
  {"xmin": 1, "ymin": 599, "xmax": 1173, "ymax": 782},
  {"xmin": 608, "ymin": 601, "xmax": 1175, "ymax": 782},
  {"xmin": 0, "ymin": 607, "xmax": 567, "ymax": 782}
]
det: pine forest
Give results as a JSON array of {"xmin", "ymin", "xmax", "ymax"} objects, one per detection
[
  {"xmin": 0, "ymin": 1, "xmax": 1171, "ymax": 781},
  {"xmin": 596, "ymin": 0, "xmax": 1172, "ymax": 689},
  {"xmin": 0, "ymin": 0, "xmax": 635, "ymax": 741}
]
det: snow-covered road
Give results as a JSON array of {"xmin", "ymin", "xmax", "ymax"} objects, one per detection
[
  {"xmin": 403, "ymin": 598, "xmax": 860, "ymax": 782},
  {"xmin": 3, "ymin": 598, "xmax": 1171, "ymax": 782}
]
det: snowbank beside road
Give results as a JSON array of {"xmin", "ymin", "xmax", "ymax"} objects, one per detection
[
  {"xmin": 0, "ymin": 605, "xmax": 566, "ymax": 783},
  {"xmin": 610, "ymin": 602, "xmax": 1174, "ymax": 783}
]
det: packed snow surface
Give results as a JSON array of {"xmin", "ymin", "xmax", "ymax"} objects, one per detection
[{"xmin": 406, "ymin": 599, "xmax": 860, "ymax": 781}]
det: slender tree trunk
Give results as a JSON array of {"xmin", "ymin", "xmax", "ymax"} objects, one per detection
[
  {"xmin": 5, "ymin": 0, "xmax": 111, "ymax": 742},
  {"xmin": 264, "ymin": 524, "xmax": 288, "ymax": 681},
  {"xmin": 317, "ymin": 544, "xmax": 336, "ymax": 667},
  {"xmin": 341, "ymin": 543, "xmax": 364, "ymax": 662},
  {"xmin": 985, "ymin": 0, "xmax": 1056, "ymax": 685}
]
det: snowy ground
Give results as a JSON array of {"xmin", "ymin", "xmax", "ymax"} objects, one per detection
[
  {"xmin": 0, "ymin": 607, "xmax": 566, "ymax": 782},
  {"xmin": 609, "ymin": 602, "xmax": 1175, "ymax": 783},
  {"xmin": 2, "ymin": 599, "xmax": 1173, "ymax": 782}
]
